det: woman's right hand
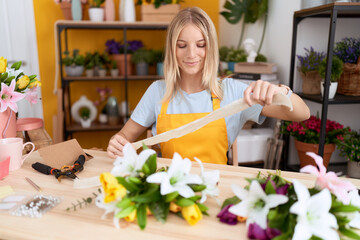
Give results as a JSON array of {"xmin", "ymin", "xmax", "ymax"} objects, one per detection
[{"xmin": 107, "ymin": 133, "xmax": 130, "ymax": 158}]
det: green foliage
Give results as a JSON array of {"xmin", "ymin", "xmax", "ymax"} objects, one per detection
[
  {"xmin": 152, "ymin": 49, "xmax": 165, "ymax": 63},
  {"xmin": 79, "ymin": 107, "xmax": 91, "ymax": 119},
  {"xmin": 336, "ymin": 129, "xmax": 360, "ymax": 162},
  {"xmin": 224, "ymin": 47, "xmax": 247, "ymax": 62},
  {"xmin": 66, "ymin": 188, "xmax": 101, "ymax": 211},
  {"xmin": 318, "ymin": 55, "xmax": 344, "ymax": 82},
  {"xmin": 131, "ymin": 49, "xmax": 154, "ymax": 64},
  {"xmin": 62, "ymin": 49, "xmax": 85, "ymax": 66},
  {"xmin": 255, "ymin": 53, "xmax": 267, "ymax": 62},
  {"xmin": 136, "ymin": 0, "xmax": 184, "ymax": 8},
  {"xmin": 90, "ymin": 0, "xmax": 105, "ymax": 8}
]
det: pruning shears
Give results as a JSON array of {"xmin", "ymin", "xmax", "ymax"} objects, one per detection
[{"xmin": 32, "ymin": 155, "xmax": 86, "ymax": 182}]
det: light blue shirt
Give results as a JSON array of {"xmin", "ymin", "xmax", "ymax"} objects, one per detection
[{"xmin": 131, "ymin": 78, "xmax": 265, "ymax": 148}]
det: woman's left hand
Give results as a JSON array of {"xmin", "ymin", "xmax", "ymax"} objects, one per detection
[{"xmin": 243, "ymin": 80, "xmax": 286, "ymax": 106}]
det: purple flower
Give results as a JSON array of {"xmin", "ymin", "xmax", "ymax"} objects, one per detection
[
  {"xmin": 248, "ymin": 223, "xmax": 282, "ymax": 240},
  {"xmin": 334, "ymin": 37, "xmax": 360, "ymax": 64},
  {"xmin": 297, "ymin": 47, "xmax": 326, "ymax": 73},
  {"xmin": 216, "ymin": 204, "xmax": 238, "ymax": 225},
  {"xmin": 105, "ymin": 39, "xmax": 144, "ymax": 54}
]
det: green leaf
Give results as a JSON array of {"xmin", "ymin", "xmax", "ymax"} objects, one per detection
[
  {"xmin": 5, "ymin": 76, "xmax": 15, "ymax": 84},
  {"xmin": 175, "ymin": 198, "xmax": 194, "ymax": 207},
  {"xmin": 265, "ymin": 180, "xmax": 276, "ymax": 194},
  {"xmin": 332, "ymin": 205, "xmax": 360, "ymax": 213},
  {"xmin": 132, "ymin": 184, "xmax": 161, "ymax": 203},
  {"xmin": 145, "ymin": 154, "xmax": 157, "ymax": 174},
  {"xmin": 187, "ymin": 195, "xmax": 201, "ymax": 202},
  {"xmin": 221, "ymin": 196, "xmax": 240, "ymax": 209},
  {"xmin": 28, "ymin": 74, "xmax": 37, "ymax": 80},
  {"xmin": 142, "ymin": 163, "xmax": 150, "ymax": 175},
  {"xmin": 116, "ymin": 176, "xmax": 139, "ymax": 193},
  {"xmin": 116, "ymin": 197, "xmax": 132, "ymax": 209},
  {"xmin": 136, "ymin": 203, "xmax": 147, "ymax": 230},
  {"xmin": 165, "ymin": 191, "xmax": 179, "ymax": 202},
  {"xmin": 142, "ymin": 142, "xmax": 149, "ymax": 150},
  {"xmin": 220, "ymin": 0, "xmax": 245, "ymax": 24},
  {"xmin": 148, "ymin": 201, "xmax": 169, "ymax": 223},
  {"xmin": 115, "ymin": 205, "xmax": 136, "ymax": 219},
  {"xmin": 128, "ymin": 176, "xmax": 142, "ymax": 185},
  {"xmin": 196, "ymin": 202, "xmax": 209, "ymax": 213},
  {"xmin": 339, "ymin": 226, "xmax": 360, "ymax": 240},
  {"xmin": 0, "ymin": 72, "xmax": 8, "ymax": 81},
  {"xmin": 189, "ymin": 184, "xmax": 206, "ymax": 192},
  {"xmin": 11, "ymin": 61, "xmax": 21, "ymax": 70}
]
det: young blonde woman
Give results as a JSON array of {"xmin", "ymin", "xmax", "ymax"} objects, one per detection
[{"xmin": 107, "ymin": 7, "xmax": 310, "ymax": 164}]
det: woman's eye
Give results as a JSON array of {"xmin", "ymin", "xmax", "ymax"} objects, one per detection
[
  {"xmin": 197, "ymin": 44, "xmax": 206, "ymax": 48},
  {"xmin": 177, "ymin": 45, "xmax": 186, "ymax": 49}
]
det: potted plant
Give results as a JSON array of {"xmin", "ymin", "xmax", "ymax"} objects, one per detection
[
  {"xmin": 84, "ymin": 52, "xmax": 95, "ymax": 77},
  {"xmin": 282, "ymin": 115, "xmax": 348, "ymax": 168},
  {"xmin": 152, "ymin": 49, "xmax": 164, "ymax": 77},
  {"xmin": 137, "ymin": 0, "xmax": 182, "ymax": 22},
  {"xmin": 62, "ymin": 49, "xmax": 85, "ymax": 76},
  {"xmin": 105, "ymin": 39, "xmax": 144, "ymax": 76},
  {"xmin": 92, "ymin": 51, "xmax": 110, "ymax": 76},
  {"xmin": 110, "ymin": 60, "xmax": 119, "ymax": 77},
  {"xmin": 336, "ymin": 129, "xmax": 360, "ymax": 178},
  {"xmin": 296, "ymin": 47, "xmax": 326, "ymax": 95},
  {"xmin": 88, "ymin": 0, "xmax": 105, "ymax": 21},
  {"xmin": 224, "ymin": 47, "xmax": 247, "ymax": 73},
  {"xmin": 93, "ymin": 87, "xmax": 112, "ymax": 124},
  {"xmin": 318, "ymin": 55, "xmax": 343, "ymax": 99},
  {"xmin": 334, "ymin": 37, "xmax": 360, "ymax": 96},
  {"xmin": 131, "ymin": 49, "xmax": 154, "ymax": 76},
  {"xmin": 79, "ymin": 106, "xmax": 92, "ymax": 128}
]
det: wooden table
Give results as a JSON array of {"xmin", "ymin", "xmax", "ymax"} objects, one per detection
[{"xmin": 1, "ymin": 150, "xmax": 360, "ymax": 240}]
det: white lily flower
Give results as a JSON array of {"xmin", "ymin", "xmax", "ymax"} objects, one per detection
[
  {"xmin": 95, "ymin": 193, "xmax": 121, "ymax": 229},
  {"xmin": 111, "ymin": 143, "xmax": 156, "ymax": 177},
  {"xmin": 194, "ymin": 157, "xmax": 220, "ymax": 203},
  {"xmin": 346, "ymin": 189, "xmax": 360, "ymax": 229},
  {"xmin": 6, "ymin": 67, "xmax": 23, "ymax": 78},
  {"xmin": 290, "ymin": 180, "xmax": 339, "ymax": 240},
  {"xmin": 229, "ymin": 181, "xmax": 288, "ymax": 229},
  {"xmin": 146, "ymin": 152, "xmax": 202, "ymax": 198}
]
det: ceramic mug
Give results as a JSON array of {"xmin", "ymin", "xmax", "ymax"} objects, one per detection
[{"xmin": 0, "ymin": 138, "xmax": 35, "ymax": 171}]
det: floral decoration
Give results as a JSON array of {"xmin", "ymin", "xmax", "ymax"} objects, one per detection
[
  {"xmin": 136, "ymin": 0, "xmax": 183, "ymax": 8},
  {"xmin": 297, "ymin": 47, "xmax": 326, "ymax": 73},
  {"xmin": 334, "ymin": 37, "xmax": 360, "ymax": 64},
  {"xmin": 0, "ymin": 56, "xmax": 41, "ymax": 113},
  {"xmin": 218, "ymin": 153, "xmax": 360, "ymax": 240},
  {"xmin": 336, "ymin": 129, "xmax": 360, "ymax": 162},
  {"xmin": 95, "ymin": 143, "xmax": 219, "ymax": 230},
  {"xmin": 105, "ymin": 39, "xmax": 144, "ymax": 55},
  {"xmin": 282, "ymin": 115, "xmax": 349, "ymax": 144}
]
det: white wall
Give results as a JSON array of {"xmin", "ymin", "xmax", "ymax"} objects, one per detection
[{"xmin": 219, "ymin": 0, "xmax": 360, "ymax": 165}]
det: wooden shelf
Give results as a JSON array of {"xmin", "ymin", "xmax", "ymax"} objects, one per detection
[
  {"xmin": 297, "ymin": 92, "xmax": 360, "ymax": 104},
  {"xmin": 63, "ymin": 75, "xmax": 163, "ymax": 82},
  {"xmin": 66, "ymin": 122, "xmax": 124, "ymax": 132},
  {"xmin": 55, "ymin": 20, "xmax": 169, "ymax": 30},
  {"xmin": 295, "ymin": 2, "xmax": 360, "ymax": 18}
]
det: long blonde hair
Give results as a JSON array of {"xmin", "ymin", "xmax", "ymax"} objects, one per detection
[{"xmin": 162, "ymin": 7, "xmax": 222, "ymax": 102}]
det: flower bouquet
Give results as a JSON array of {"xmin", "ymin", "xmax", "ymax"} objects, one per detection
[
  {"xmin": 217, "ymin": 152, "xmax": 360, "ymax": 240},
  {"xmin": 95, "ymin": 143, "xmax": 219, "ymax": 229},
  {"xmin": 296, "ymin": 47, "xmax": 326, "ymax": 95}
]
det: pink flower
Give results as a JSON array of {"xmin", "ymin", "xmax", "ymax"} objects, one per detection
[
  {"xmin": 24, "ymin": 87, "xmax": 39, "ymax": 105},
  {"xmin": 0, "ymin": 80, "xmax": 25, "ymax": 112},
  {"xmin": 300, "ymin": 152, "xmax": 356, "ymax": 204}
]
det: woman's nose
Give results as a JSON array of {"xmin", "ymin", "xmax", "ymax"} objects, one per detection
[{"xmin": 187, "ymin": 45, "xmax": 197, "ymax": 58}]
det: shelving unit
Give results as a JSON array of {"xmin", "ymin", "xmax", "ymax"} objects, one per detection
[
  {"xmin": 284, "ymin": 2, "xmax": 360, "ymax": 170},
  {"xmin": 55, "ymin": 20, "xmax": 168, "ymax": 139}
]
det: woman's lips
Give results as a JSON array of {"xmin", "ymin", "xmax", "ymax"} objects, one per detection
[{"xmin": 184, "ymin": 61, "xmax": 199, "ymax": 66}]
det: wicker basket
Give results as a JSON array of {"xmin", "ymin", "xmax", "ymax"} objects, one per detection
[
  {"xmin": 337, "ymin": 57, "xmax": 360, "ymax": 96},
  {"xmin": 299, "ymin": 69, "xmax": 322, "ymax": 95}
]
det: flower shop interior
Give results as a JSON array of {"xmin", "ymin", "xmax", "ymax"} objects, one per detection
[{"xmin": 2, "ymin": 0, "xmax": 360, "ymax": 239}]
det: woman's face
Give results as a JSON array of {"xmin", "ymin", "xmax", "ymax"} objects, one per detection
[{"xmin": 176, "ymin": 24, "xmax": 206, "ymax": 78}]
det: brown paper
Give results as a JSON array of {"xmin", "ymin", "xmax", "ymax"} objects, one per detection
[{"xmin": 38, "ymin": 139, "xmax": 89, "ymax": 169}]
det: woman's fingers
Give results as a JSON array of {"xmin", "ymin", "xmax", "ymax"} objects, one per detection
[
  {"xmin": 244, "ymin": 80, "xmax": 280, "ymax": 106},
  {"xmin": 107, "ymin": 134, "xmax": 130, "ymax": 158}
]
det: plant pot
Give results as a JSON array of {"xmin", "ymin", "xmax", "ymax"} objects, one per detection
[
  {"xmin": 97, "ymin": 69, "xmax": 107, "ymax": 77},
  {"xmin": 85, "ymin": 69, "xmax": 94, "ymax": 77},
  {"xmin": 89, "ymin": 8, "xmax": 104, "ymax": 22},
  {"xmin": 65, "ymin": 66, "xmax": 84, "ymax": 76},
  {"xmin": 0, "ymin": 109, "xmax": 16, "ymax": 139},
  {"xmin": 320, "ymin": 81, "xmax": 338, "ymax": 99},
  {"xmin": 347, "ymin": 161, "xmax": 360, "ymax": 179},
  {"xmin": 98, "ymin": 113, "xmax": 108, "ymax": 124},
  {"xmin": 136, "ymin": 62, "xmax": 149, "ymax": 75},
  {"xmin": 157, "ymin": 62, "xmax": 164, "ymax": 77},
  {"xmin": 112, "ymin": 54, "xmax": 133, "ymax": 76},
  {"xmin": 299, "ymin": 70, "xmax": 322, "ymax": 95},
  {"xmin": 80, "ymin": 118, "xmax": 92, "ymax": 128},
  {"xmin": 227, "ymin": 62, "xmax": 235, "ymax": 72},
  {"xmin": 110, "ymin": 69, "xmax": 119, "ymax": 77},
  {"xmin": 294, "ymin": 140, "xmax": 335, "ymax": 168}
]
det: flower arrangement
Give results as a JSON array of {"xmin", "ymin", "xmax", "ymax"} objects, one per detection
[
  {"xmin": 105, "ymin": 39, "xmax": 144, "ymax": 55},
  {"xmin": 136, "ymin": 0, "xmax": 183, "ymax": 9},
  {"xmin": 282, "ymin": 115, "xmax": 348, "ymax": 144},
  {"xmin": 217, "ymin": 152, "xmax": 360, "ymax": 240},
  {"xmin": 297, "ymin": 47, "xmax": 326, "ymax": 73},
  {"xmin": 318, "ymin": 55, "xmax": 344, "ymax": 82},
  {"xmin": 337, "ymin": 129, "xmax": 360, "ymax": 162},
  {"xmin": 0, "ymin": 56, "xmax": 41, "ymax": 113},
  {"xmin": 95, "ymin": 143, "xmax": 219, "ymax": 229},
  {"xmin": 334, "ymin": 37, "xmax": 360, "ymax": 64}
]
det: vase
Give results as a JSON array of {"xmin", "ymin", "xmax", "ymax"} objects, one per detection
[
  {"xmin": 89, "ymin": 8, "xmax": 104, "ymax": 22},
  {"xmin": 299, "ymin": 70, "xmax": 322, "ymax": 95},
  {"xmin": 347, "ymin": 161, "xmax": 360, "ymax": 179},
  {"xmin": 71, "ymin": 0, "xmax": 82, "ymax": 21},
  {"xmin": 104, "ymin": 0, "xmax": 115, "ymax": 21},
  {"xmin": 60, "ymin": 2, "xmax": 86, "ymax": 20},
  {"xmin": 136, "ymin": 62, "xmax": 149, "ymax": 75},
  {"xmin": 120, "ymin": 0, "xmax": 135, "ymax": 22},
  {"xmin": 0, "ymin": 109, "xmax": 17, "ymax": 139},
  {"xmin": 157, "ymin": 62, "xmax": 164, "ymax": 77},
  {"xmin": 106, "ymin": 96, "xmax": 119, "ymax": 125},
  {"xmin": 294, "ymin": 140, "xmax": 335, "ymax": 168},
  {"xmin": 112, "ymin": 54, "xmax": 133, "ymax": 76},
  {"xmin": 320, "ymin": 81, "xmax": 338, "ymax": 99}
]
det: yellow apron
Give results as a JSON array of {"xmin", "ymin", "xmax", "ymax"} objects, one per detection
[{"xmin": 156, "ymin": 93, "xmax": 228, "ymax": 164}]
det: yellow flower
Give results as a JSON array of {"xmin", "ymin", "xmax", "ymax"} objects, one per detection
[
  {"xmin": 0, "ymin": 57, "xmax": 7, "ymax": 73},
  {"xmin": 169, "ymin": 201, "xmax": 182, "ymax": 213},
  {"xmin": 29, "ymin": 79, "xmax": 42, "ymax": 88},
  {"xmin": 146, "ymin": 207, "xmax": 152, "ymax": 216},
  {"xmin": 181, "ymin": 204, "xmax": 203, "ymax": 226},
  {"xmin": 99, "ymin": 172, "xmax": 126, "ymax": 203},
  {"xmin": 17, "ymin": 75, "xmax": 30, "ymax": 90},
  {"xmin": 237, "ymin": 216, "xmax": 247, "ymax": 222},
  {"xmin": 124, "ymin": 209, "xmax": 137, "ymax": 222}
]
